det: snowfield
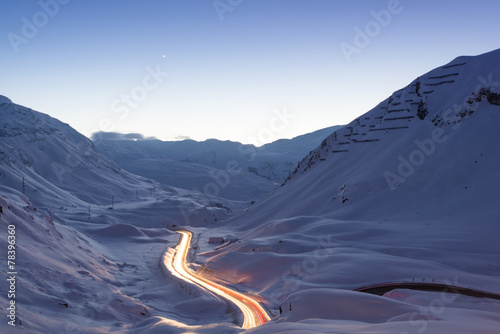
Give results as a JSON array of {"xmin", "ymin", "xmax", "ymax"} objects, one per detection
[{"xmin": 1, "ymin": 49, "xmax": 500, "ymax": 333}]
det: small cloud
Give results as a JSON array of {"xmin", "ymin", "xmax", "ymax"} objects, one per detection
[
  {"xmin": 123, "ymin": 133, "xmax": 145, "ymax": 140},
  {"xmin": 174, "ymin": 135, "xmax": 191, "ymax": 140},
  {"xmin": 91, "ymin": 132, "xmax": 121, "ymax": 141},
  {"xmin": 91, "ymin": 132, "xmax": 151, "ymax": 142}
]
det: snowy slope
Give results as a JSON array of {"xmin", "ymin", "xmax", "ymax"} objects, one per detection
[
  {"xmin": 110, "ymin": 157, "xmax": 275, "ymax": 202},
  {"xmin": 193, "ymin": 49, "xmax": 500, "ymax": 333},
  {"xmin": 231, "ymin": 48, "xmax": 500, "ymax": 225},
  {"xmin": 91, "ymin": 133, "xmax": 276, "ymax": 202},
  {"xmin": 0, "ymin": 97, "xmax": 160, "ymax": 206},
  {"xmin": 0, "ymin": 185, "xmax": 241, "ymax": 333},
  {"xmin": 0, "ymin": 188, "xmax": 154, "ymax": 333}
]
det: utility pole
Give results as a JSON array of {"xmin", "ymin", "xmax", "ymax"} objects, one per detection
[
  {"xmin": 88, "ymin": 205, "xmax": 91, "ymax": 220},
  {"xmin": 22, "ymin": 176, "xmax": 25, "ymax": 194}
]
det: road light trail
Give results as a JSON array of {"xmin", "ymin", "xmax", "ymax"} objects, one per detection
[{"xmin": 165, "ymin": 230, "xmax": 271, "ymax": 329}]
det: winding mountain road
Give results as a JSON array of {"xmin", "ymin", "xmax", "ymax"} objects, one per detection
[
  {"xmin": 165, "ymin": 230, "xmax": 271, "ymax": 329},
  {"xmin": 163, "ymin": 231, "xmax": 500, "ymax": 329}
]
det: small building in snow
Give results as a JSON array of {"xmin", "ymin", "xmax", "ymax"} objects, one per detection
[
  {"xmin": 224, "ymin": 235, "xmax": 238, "ymax": 242},
  {"xmin": 208, "ymin": 237, "xmax": 224, "ymax": 243}
]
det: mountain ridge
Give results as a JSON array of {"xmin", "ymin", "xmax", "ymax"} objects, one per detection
[
  {"xmin": 287, "ymin": 49, "xmax": 500, "ymax": 186},
  {"xmin": 92, "ymin": 125, "xmax": 342, "ymax": 188}
]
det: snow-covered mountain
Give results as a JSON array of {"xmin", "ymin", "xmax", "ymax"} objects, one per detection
[
  {"xmin": 194, "ymin": 49, "xmax": 500, "ymax": 333},
  {"xmin": 229, "ymin": 48, "xmax": 500, "ymax": 226},
  {"xmin": 92, "ymin": 125, "xmax": 341, "ymax": 185},
  {"xmin": 91, "ymin": 134, "xmax": 276, "ymax": 202}
]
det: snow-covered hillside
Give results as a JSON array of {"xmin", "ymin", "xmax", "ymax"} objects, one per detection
[
  {"xmin": 0, "ymin": 187, "xmax": 155, "ymax": 333},
  {"xmin": 0, "ymin": 97, "xmax": 158, "ymax": 206},
  {"xmin": 194, "ymin": 49, "xmax": 500, "ymax": 333},
  {"xmin": 232, "ymin": 48, "xmax": 500, "ymax": 225},
  {"xmin": 91, "ymin": 134, "xmax": 276, "ymax": 202}
]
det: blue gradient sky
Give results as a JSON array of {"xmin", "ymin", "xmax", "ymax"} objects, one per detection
[{"xmin": 1, "ymin": 0, "xmax": 499, "ymax": 145}]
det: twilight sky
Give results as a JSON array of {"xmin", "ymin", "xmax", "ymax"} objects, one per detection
[{"xmin": 1, "ymin": 0, "xmax": 499, "ymax": 145}]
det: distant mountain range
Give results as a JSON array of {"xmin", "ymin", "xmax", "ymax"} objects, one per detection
[{"xmin": 92, "ymin": 125, "xmax": 342, "ymax": 187}]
